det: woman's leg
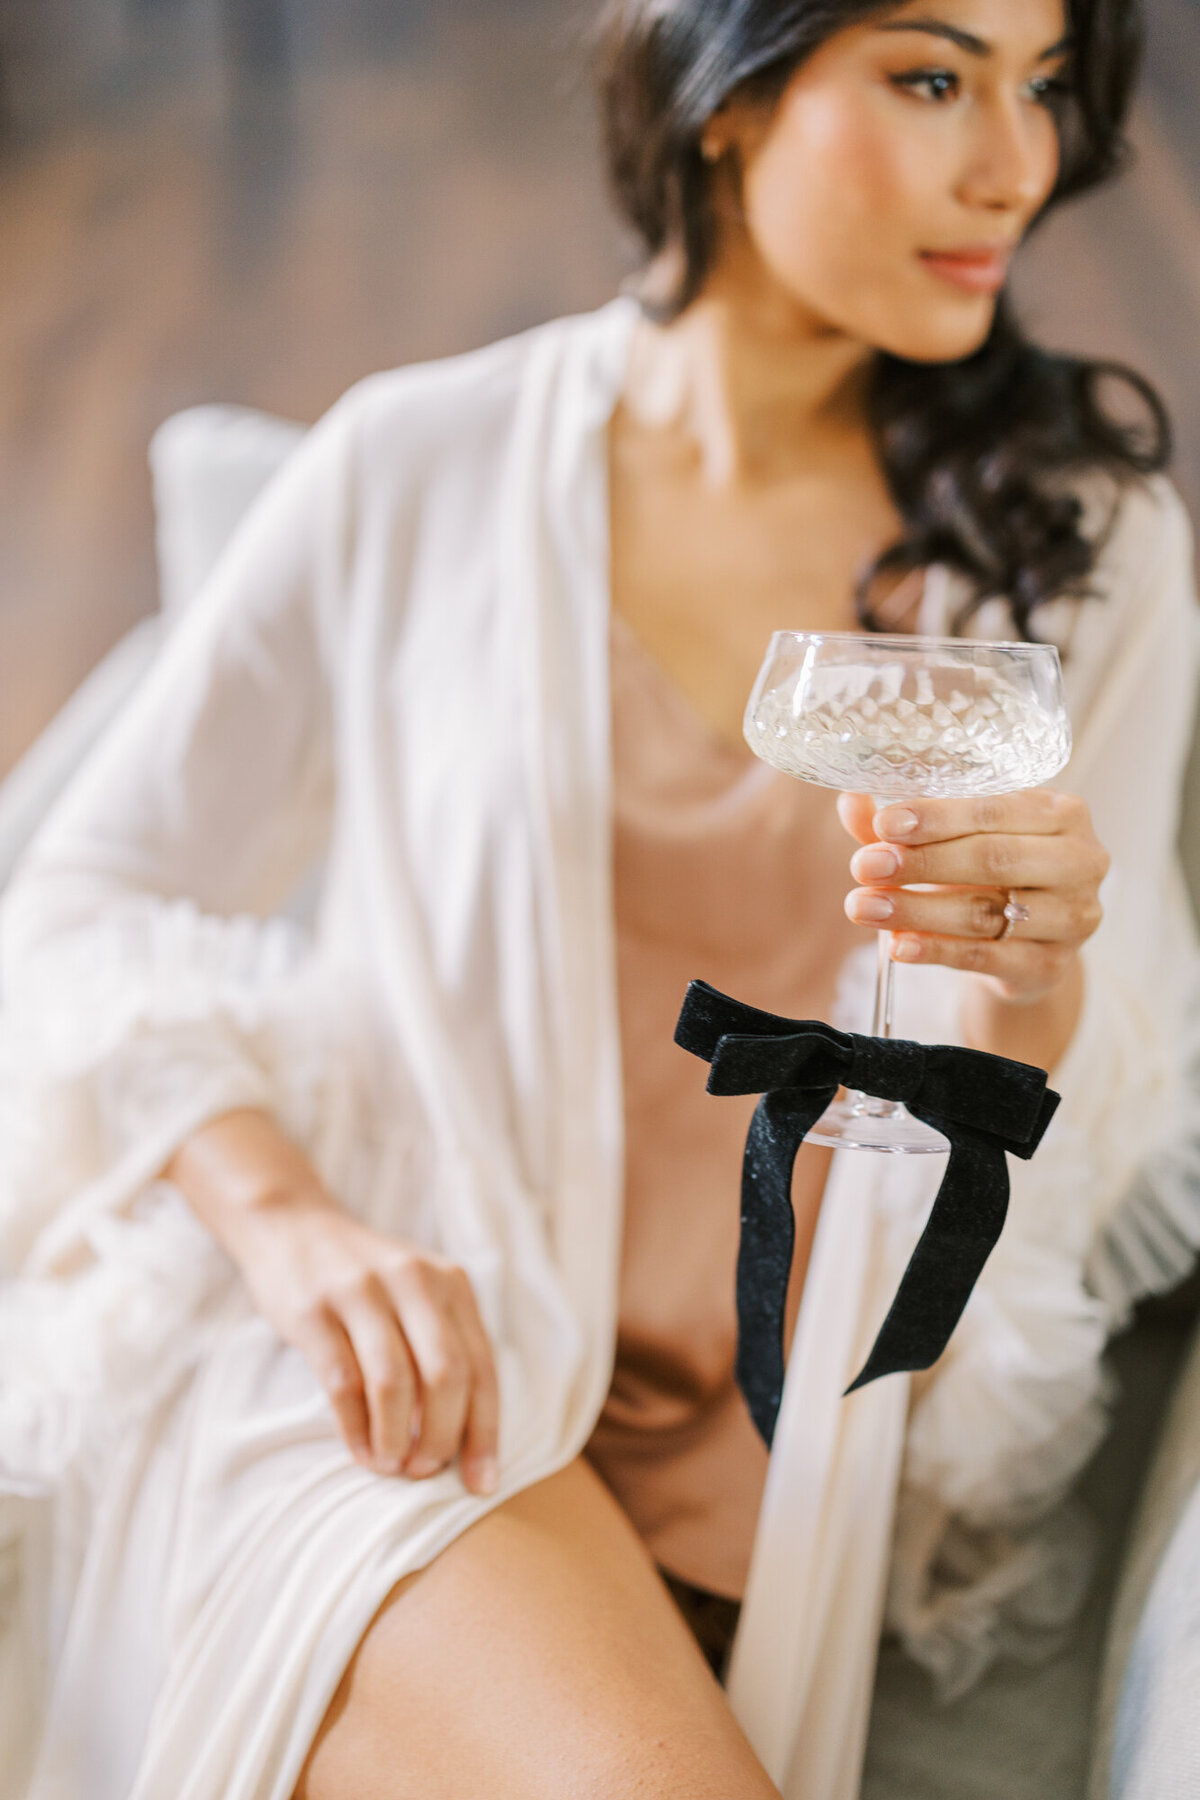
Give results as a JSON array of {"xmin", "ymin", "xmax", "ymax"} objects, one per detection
[{"xmin": 292, "ymin": 1456, "xmax": 780, "ymax": 1800}]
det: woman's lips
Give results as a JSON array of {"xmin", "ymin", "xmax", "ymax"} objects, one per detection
[{"xmin": 918, "ymin": 247, "xmax": 1012, "ymax": 294}]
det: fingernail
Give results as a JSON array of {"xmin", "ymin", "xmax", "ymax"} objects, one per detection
[
  {"xmin": 470, "ymin": 1458, "xmax": 499, "ymax": 1496},
  {"xmin": 850, "ymin": 892, "xmax": 894, "ymax": 924},
  {"xmin": 893, "ymin": 935, "xmax": 923, "ymax": 962},
  {"xmin": 855, "ymin": 846, "xmax": 900, "ymax": 881},
  {"xmin": 406, "ymin": 1454, "xmax": 440, "ymax": 1479},
  {"xmin": 877, "ymin": 807, "xmax": 919, "ymax": 839}
]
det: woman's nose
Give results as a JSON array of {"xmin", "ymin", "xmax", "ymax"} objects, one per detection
[{"xmin": 956, "ymin": 96, "xmax": 1057, "ymax": 216}]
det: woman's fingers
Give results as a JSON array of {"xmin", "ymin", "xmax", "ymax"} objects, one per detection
[
  {"xmin": 337, "ymin": 1278, "xmax": 419, "ymax": 1473},
  {"xmin": 849, "ymin": 830, "xmax": 1106, "ymax": 893},
  {"xmin": 845, "ymin": 883, "xmax": 1102, "ymax": 945},
  {"xmin": 296, "ymin": 1255, "xmax": 497, "ymax": 1492},
  {"xmin": 836, "ymin": 791, "xmax": 879, "ymax": 847},
  {"xmin": 246, "ymin": 1200, "xmax": 502, "ymax": 1490},
  {"xmin": 871, "ymin": 790, "xmax": 1077, "ymax": 847},
  {"xmin": 386, "ymin": 1260, "xmax": 474, "ymax": 1481},
  {"xmin": 293, "ymin": 1304, "xmax": 374, "ymax": 1467},
  {"xmin": 888, "ymin": 929, "xmax": 1077, "ymax": 993},
  {"xmin": 448, "ymin": 1280, "xmax": 502, "ymax": 1496},
  {"xmin": 843, "ymin": 789, "xmax": 1111, "ymax": 1001}
]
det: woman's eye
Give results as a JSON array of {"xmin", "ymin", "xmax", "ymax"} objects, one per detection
[
  {"xmin": 889, "ymin": 67, "xmax": 960, "ymax": 103},
  {"xmin": 1025, "ymin": 73, "xmax": 1072, "ymax": 107}
]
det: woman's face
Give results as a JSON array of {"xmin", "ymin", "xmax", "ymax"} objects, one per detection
[{"xmin": 708, "ymin": 0, "xmax": 1071, "ymax": 361}]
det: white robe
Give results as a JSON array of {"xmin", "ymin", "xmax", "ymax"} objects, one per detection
[{"xmin": 0, "ymin": 297, "xmax": 1197, "ymax": 1800}]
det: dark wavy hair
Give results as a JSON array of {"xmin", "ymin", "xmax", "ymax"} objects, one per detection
[{"xmin": 597, "ymin": 0, "xmax": 1171, "ymax": 638}]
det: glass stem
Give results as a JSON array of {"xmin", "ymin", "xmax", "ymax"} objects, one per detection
[
  {"xmin": 853, "ymin": 931, "xmax": 900, "ymax": 1119},
  {"xmin": 853, "ymin": 794, "xmax": 902, "ymax": 1117},
  {"xmin": 871, "ymin": 929, "xmax": 896, "ymax": 1038}
]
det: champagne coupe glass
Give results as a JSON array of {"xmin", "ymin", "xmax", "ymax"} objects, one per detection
[{"xmin": 743, "ymin": 631, "xmax": 1072, "ymax": 1153}]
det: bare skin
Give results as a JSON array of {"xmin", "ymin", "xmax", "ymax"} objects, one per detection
[
  {"xmin": 160, "ymin": 1, "xmax": 1112, "ymax": 1793},
  {"xmin": 291, "ymin": 1459, "xmax": 781, "ymax": 1800}
]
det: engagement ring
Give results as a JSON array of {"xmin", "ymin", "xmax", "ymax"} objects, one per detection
[{"xmin": 999, "ymin": 893, "xmax": 1032, "ymax": 940}]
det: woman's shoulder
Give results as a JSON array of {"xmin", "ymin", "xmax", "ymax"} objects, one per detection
[
  {"xmin": 947, "ymin": 474, "xmax": 1197, "ymax": 738},
  {"xmin": 1021, "ymin": 471, "xmax": 1194, "ymax": 657},
  {"xmin": 1046, "ymin": 471, "xmax": 1199, "ymax": 740},
  {"xmin": 1089, "ymin": 471, "xmax": 1194, "ymax": 592},
  {"xmin": 315, "ymin": 297, "xmax": 637, "ymax": 480},
  {"xmin": 1068, "ymin": 471, "xmax": 1196, "ymax": 665}
]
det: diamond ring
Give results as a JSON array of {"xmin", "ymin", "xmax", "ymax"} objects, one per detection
[{"xmin": 999, "ymin": 893, "xmax": 1032, "ymax": 941}]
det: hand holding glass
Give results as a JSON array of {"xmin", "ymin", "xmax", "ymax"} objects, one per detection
[{"xmin": 743, "ymin": 632, "xmax": 1072, "ymax": 1152}]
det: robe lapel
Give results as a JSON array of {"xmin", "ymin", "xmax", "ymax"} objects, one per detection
[{"xmin": 500, "ymin": 301, "xmax": 635, "ymax": 1439}]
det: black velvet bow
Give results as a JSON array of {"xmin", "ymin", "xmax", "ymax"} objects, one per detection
[{"xmin": 674, "ymin": 979, "xmax": 1060, "ymax": 1448}]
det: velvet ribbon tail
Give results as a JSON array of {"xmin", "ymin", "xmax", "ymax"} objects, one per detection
[{"xmin": 675, "ymin": 979, "xmax": 1060, "ymax": 1449}]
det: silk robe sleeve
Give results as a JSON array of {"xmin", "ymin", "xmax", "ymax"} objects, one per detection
[{"xmin": 0, "ymin": 388, "xmax": 364, "ymax": 1286}]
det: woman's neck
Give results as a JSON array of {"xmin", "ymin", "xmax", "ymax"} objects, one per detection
[{"xmin": 621, "ymin": 276, "xmax": 877, "ymax": 488}]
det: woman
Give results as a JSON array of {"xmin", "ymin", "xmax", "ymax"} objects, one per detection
[{"xmin": 0, "ymin": 0, "xmax": 1196, "ymax": 1795}]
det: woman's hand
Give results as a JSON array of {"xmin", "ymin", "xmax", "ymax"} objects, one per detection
[
  {"xmin": 162, "ymin": 1109, "xmax": 500, "ymax": 1496},
  {"xmin": 838, "ymin": 789, "xmax": 1110, "ymax": 1066}
]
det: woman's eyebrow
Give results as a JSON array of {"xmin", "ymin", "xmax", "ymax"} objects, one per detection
[{"xmin": 875, "ymin": 19, "xmax": 1074, "ymax": 61}]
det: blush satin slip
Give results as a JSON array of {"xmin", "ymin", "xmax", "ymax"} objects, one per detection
[{"xmin": 585, "ymin": 611, "xmax": 864, "ymax": 1602}]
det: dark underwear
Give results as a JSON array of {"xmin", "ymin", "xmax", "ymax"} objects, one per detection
[{"xmin": 661, "ymin": 1569, "xmax": 743, "ymax": 1683}]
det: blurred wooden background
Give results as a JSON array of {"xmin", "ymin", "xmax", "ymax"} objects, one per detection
[{"xmin": 0, "ymin": 0, "xmax": 1198, "ymax": 779}]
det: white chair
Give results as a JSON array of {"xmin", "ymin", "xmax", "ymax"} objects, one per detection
[{"xmin": 0, "ymin": 403, "xmax": 305, "ymax": 894}]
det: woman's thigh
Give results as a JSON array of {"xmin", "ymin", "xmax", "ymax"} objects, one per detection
[{"xmin": 291, "ymin": 1455, "xmax": 780, "ymax": 1800}]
